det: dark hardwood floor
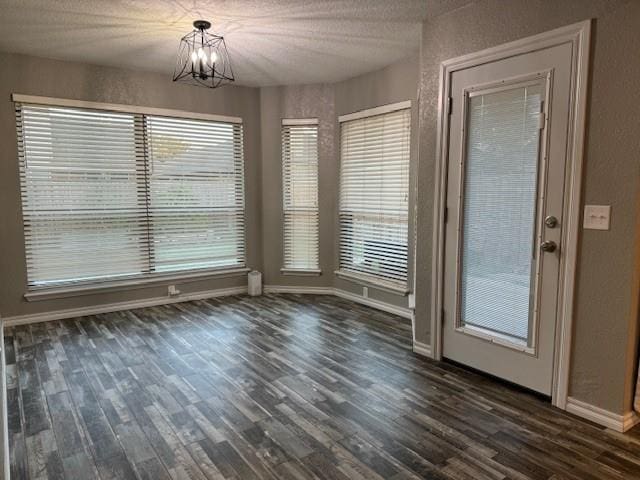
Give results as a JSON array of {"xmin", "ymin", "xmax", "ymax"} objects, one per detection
[{"xmin": 5, "ymin": 293, "xmax": 640, "ymax": 479}]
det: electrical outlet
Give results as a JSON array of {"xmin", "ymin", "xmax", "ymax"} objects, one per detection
[
  {"xmin": 362, "ymin": 286, "xmax": 368, "ymax": 298},
  {"xmin": 168, "ymin": 285, "xmax": 181, "ymax": 296}
]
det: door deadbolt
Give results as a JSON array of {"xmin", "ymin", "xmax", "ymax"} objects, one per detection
[
  {"xmin": 540, "ymin": 240, "xmax": 557, "ymax": 253},
  {"xmin": 545, "ymin": 216, "xmax": 558, "ymax": 228}
]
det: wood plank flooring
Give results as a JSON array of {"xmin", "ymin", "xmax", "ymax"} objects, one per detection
[{"xmin": 5, "ymin": 293, "xmax": 640, "ymax": 479}]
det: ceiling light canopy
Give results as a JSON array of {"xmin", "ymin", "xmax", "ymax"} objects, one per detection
[{"xmin": 173, "ymin": 20, "xmax": 235, "ymax": 88}]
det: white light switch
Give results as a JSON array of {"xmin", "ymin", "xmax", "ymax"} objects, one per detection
[{"xmin": 583, "ymin": 205, "xmax": 611, "ymax": 230}]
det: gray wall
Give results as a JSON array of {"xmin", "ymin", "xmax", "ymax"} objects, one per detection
[
  {"xmin": 259, "ymin": 84, "xmax": 337, "ymax": 289},
  {"xmin": 259, "ymin": 56, "xmax": 419, "ymax": 308},
  {"xmin": 0, "ymin": 52, "xmax": 263, "ymax": 317},
  {"xmin": 414, "ymin": 0, "xmax": 640, "ymax": 414}
]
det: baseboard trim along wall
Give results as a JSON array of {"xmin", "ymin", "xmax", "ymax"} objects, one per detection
[
  {"xmin": 2, "ymin": 286, "xmax": 248, "ymax": 327},
  {"xmin": 262, "ymin": 285, "xmax": 334, "ymax": 295},
  {"xmin": 3, "ymin": 285, "xmax": 413, "ymax": 327},
  {"xmin": 566, "ymin": 396, "xmax": 640, "ymax": 433},
  {"xmin": 332, "ymin": 288, "xmax": 413, "ymax": 319},
  {"xmin": 263, "ymin": 285, "xmax": 414, "ymax": 320},
  {"xmin": 412, "ymin": 340, "xmax": 433, "ymax": 358}
]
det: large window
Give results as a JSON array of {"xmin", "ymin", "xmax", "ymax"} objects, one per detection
[
  {"xmin": 147, "ymin": 116, "xmax": 245, "ymax": 273},
  {"xmin": 16, "ymin": 101, "xmax": 245, "ymax": 290},
  {"xmin": 338, "ymin": 103, "xmax": 411, "ymax": 287},
  {"xmin": 281, "ymin": 119, "xmax": 319, "ymax": 272}
]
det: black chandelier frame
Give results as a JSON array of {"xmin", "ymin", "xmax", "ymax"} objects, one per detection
[{"xmin": 173, "ymin": 20, "xmax": 235, "ymax": 88}]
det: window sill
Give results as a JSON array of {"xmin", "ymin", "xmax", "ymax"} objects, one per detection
[
  {"xmin": 24, "ymin": 267, "xmax": 250, "ymax": 302},
  {"xmin": 280, "ymin": 268, "xmax": 322, "ymax": 277},
  {"xmin": 334, "ymin": 270, "xmax": 409, "ymax": 295}
]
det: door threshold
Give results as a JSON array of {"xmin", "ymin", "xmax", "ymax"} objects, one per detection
[{"xmin": 442, "ymin": 357, "xmax": 552, "ymax": 403}]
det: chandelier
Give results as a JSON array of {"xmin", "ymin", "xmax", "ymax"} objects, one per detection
[{"xmin": 173, "ymin": 20, "xmax": 235, "ymax": 88}]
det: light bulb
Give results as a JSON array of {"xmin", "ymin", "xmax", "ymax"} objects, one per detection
[
  {"xmin": 197, "ymin": 48, "xmax": 204, "ymax": 59},
  {"xmin": 210, "ymin": 51, "xmax": 218, "ymax": 64},
  {"xmin": 191, "ymin": 51, "xmax": 198, "ymax": 63}
]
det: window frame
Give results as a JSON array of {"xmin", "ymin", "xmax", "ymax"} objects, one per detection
[
  {"xmin": 13, "ymin": 94, "xmax": 248, "ymax": 300},
  {"xmin": 280, "ymin": 118, "xmax": 321, "ymax": 275},
  {"xmin": 336, "ymin": 100, "xmax": 412, "ymax": 293}
]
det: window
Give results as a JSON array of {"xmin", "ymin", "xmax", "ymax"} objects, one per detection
[
  {"xmin": 459, "ymin": 83, "xmax": 543, "ymax": 343},
  {"xmin": 16, "ymin": 101, "xmax": 245, "ymax": 290},
  {"xmin": 338, "ymin": 103, "xmax": 411, "ymax": 287},
  {"xmin": 147, "ymin": 116, "xmax": 245, "ymax": 273},
  {"xmin": 281, "ymin": 119, "xmax": 319, "ymax": 272}
]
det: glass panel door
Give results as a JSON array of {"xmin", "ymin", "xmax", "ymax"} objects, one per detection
[{"xmin": 458, "ymin": 82, "xmax": 543, "ymax": 346}]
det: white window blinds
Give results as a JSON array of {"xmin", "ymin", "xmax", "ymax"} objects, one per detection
[
  {"xmin": 281, "ymin": 120, "xmax": 319, "ymax": 271},
  {"xmin": 460, "ymin": 84, "xmax": 543, "ymax": 342},
  {"xmin": 147, "ymin": 116, "xmax": 245, "ymax": 273},
  {"xmin": 16, "ymin": 102, "xmax": 245, "ymax": 289},
  {"xmin": 338, "ymin": 105, "xmax": 411, "ymax": 285}
]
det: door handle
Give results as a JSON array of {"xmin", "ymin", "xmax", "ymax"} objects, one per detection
[
  {"xmin": 540, "ymin": 240, "xmax": 557, "ymax": 253},
  {"xmin": 545, "ymin": 215, "xmax": 558, "ymax": 228}
]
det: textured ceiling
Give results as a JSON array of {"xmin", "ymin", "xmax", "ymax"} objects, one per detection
[{"xmin": 0, "ymin": 0, "xmax": 462, "ymax": 87}]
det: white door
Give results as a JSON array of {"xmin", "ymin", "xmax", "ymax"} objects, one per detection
[{"xmin": 442, "ymin": 41, "xmax": 573, "ymax": 395}]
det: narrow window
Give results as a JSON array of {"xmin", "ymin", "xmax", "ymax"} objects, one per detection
[{"xmin": 281, "ymin": 119, "xmax": 319, "ymax": 272}]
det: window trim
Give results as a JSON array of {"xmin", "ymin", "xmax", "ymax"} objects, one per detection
[
  {"xmin": 334, "ymin": 269, "xmax": 409, "ymax": 295},
  {"xmin": 337, "ymin": 101, "xmax": 412, "ymax": 288},
  {"xmin": 281, "ymin": 118, "xmax": 320, "ymax": 272},
  {"xmin": 11, "ymin": 94, "xmax": 243, "ymax": 124},
  {"xmin": 282, "ymin": 118, "xmax": 318, "ymax": 126},
  {"xmin": 338, "ymin": 100, "xmax": 411, "ymax": 123},
  {"xmin": 280, "ymin": 268, "xmax": 322, "ymax": 276},
  {"xmin": 14, "ymin": 94, "xmax": 247, "ymax": 296}
]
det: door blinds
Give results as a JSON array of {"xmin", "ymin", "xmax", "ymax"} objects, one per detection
[
  {"xmin": 459, "ymin": 84, "xmax": 543, "ymax": 342},
  {"xmin": 338, "ymin": 106, "xmax": 411, "ymax": 285},
  {"xmin": 281, "ymin": 121, "xmax": 319, "ymax": 271},
  {"xmin": 16, "ymin": 102, "xmax": 245, "ymax": 289}
]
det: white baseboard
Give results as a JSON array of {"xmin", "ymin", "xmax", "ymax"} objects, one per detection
[
  {"xmin": 412, "ymin": 340, "xmax": 433, "ymax": 358},
  {"xmin": 263, "ymin": 285, "xmax": 334, "ymax": 295},
  {"xmin": 2, "ymin": 286, "xmax": 247, "ymax": 328},
  {"xmin": 262, "ymin": 285, "xmax": 413, "ymax": 320},
  {"xmin": 333, "ymin": 288, "xmax": 413, "ymax": 320},
  {"xmin": 2, "ymin": 285, "xmax": 412, "ymax": 327},
  {"xmin": 623, "ymin": 410, "xmax": 640, "ymax": 432},
  {"xmin": 566, "ymin": 396, "xmax": 640, "ymax": 432}
]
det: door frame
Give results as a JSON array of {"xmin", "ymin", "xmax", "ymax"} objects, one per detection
[{"xmin": 430, "ymin": 20, "xmax": 591, "ymax": 409}]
